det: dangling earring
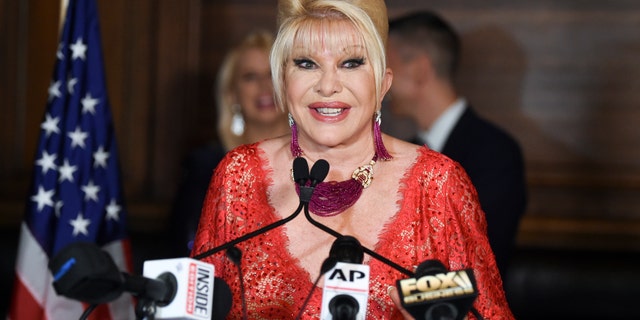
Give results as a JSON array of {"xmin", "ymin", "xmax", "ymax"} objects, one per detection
[
  {"xmin": 373, "ymin": 110, "xmax": 392, "ymax": 161},
  {"xmin": 231, "ymin": 104, "xmax": 245, "ymax": 136},
  {"xmin": 289, "ymin": 113, "xmax": 303, "ymax": 157}
]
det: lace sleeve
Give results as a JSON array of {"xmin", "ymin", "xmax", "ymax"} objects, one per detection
[
  {"xmin": 190, "ymin": 144, "xmax": 263, "ymax": 275},
  {"xmin": 440, "ymin": 155, "xmax": 515, "ymax": 320}
]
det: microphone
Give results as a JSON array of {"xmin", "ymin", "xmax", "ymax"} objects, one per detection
[
  {"xmin": 395, "ymin": 259, "xmax": 479, "ymax": 320},
  {"xmin": 49, "ymin": 242, "xmax": 229, "ymax": 320},
  {"xmin": 49, "ymin": 241, "xmax": 132, "ymax": 305},
  {"xmin": 142, "ymin": 257, "xmax": 216, "ymax": 319},
  {"xmin": 320, "ymin": 236, "xmax": 370, "ymax": 320},
  {"xmin": 49, "ymin": 242, "xmax": 181, "ymax": 318},
  {"xmin": 192, "ymin": 157, "xmax": 314, "ymax": 261}
]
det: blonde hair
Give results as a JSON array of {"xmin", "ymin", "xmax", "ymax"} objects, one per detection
[
  {"xmin": 270, "ymin": 0, "xmax": 388, "ymax": 112},
  {"xmin": 216, "ymin": 30, "xmax": 275, "ymax": 149}
]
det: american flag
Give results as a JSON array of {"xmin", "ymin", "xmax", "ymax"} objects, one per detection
[{"xmin": 9, "ymin": 0, "xmax": 135, "ymax": 319}]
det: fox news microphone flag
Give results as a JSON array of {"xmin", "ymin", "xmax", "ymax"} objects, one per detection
[{"xmin": 9, "ymin": 0, "xmax": 135, "ymax": 319}]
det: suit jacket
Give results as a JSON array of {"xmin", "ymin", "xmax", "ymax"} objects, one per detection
[{"xmin": 413, "ymin": 107, "xmax": 527, "ymax": 276}]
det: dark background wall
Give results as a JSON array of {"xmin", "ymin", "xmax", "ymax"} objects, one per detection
[{"xmin": 1, "ymin": 0, "xmax": 640, "ymax": 318}]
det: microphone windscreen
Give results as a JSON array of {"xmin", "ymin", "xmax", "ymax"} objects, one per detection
[
  {"xmin": 49, "ymin": 242, "xmax": 125, "ymax": 304},
  {"xmin": 212, "ymin": 277, "xmax": 233, "ymax": 319},
  {"xmin": 330, "ymin": 236, "xmax": 364, "ymax": 264},
  {"xmin": 293, "ymin": 157, "xmax": 310, "ymax": 184},
  {"xmin": 310, "ymin": 159, "xmax": 330, "ymax": 185},
  {"xmin": 415, "ymin": 259, "xmax": 447, "ymax": 276}
]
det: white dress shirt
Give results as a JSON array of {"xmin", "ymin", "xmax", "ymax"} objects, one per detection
[{"xmin": 417, "ymin": 98, "xmax": 467, "ymax": 152}]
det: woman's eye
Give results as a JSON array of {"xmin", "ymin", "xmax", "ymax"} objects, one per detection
[
  {"xmin": 293, "ymin": 58, "xmax": 316, "ymax": 70},
  {"xmin": 343, "ymin": 58, "xmax": 365, "ymax": 69}
]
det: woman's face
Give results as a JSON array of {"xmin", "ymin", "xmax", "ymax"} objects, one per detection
[
  {"xmin": 233, "ymin": 47, "xmax": 280, "ymax": 126},
  {"xmin": 285, "ymin": 21, "xmax": 389, "ymax": 150}
]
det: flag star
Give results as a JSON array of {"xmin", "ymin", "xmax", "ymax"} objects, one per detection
[
  {"xmin": 56, "ymin": 43, "xmax": 64, "ymax": 60},
  {"xmin": 81, "ymin": 93, "xmax": 99, "ymax": 114},
  {"xmin": 93, "ymin": 146, "xmax": 110, "ymax": 168},
  {"xmin": 69, "ymin": 212, "xmax": 91, "ymax": 236},
  {"xmin": 41, "ymin": 113, "xmax": 60, "ymax": 137},
  {"xmin": 105, "ymin": 199, "xmax": 121, "ymax": 221},
  {"xmin": 58, "ymin": 159, "xmax": 78, "ymax": 183},
  {"xmin": 36, "ymin": 151, "xmax": 57, "ymax": 174},
  {"xmin": 48, "ymin": 80, "xmax": 62, "ymax": 101},
  {"xmin": 55, "ymin": 200, "xmax": 64, "ymax": 217},
  {"xmin": 30, "ymin": 186, "xmax": 54, "ymax": 212},
  {"xmin": 68, "ymin": 126, "xmax": 88, "ymax": 149},
  {"xmin": 67, "ymin": 77, "xmax": 78, "ymax": 94},
  {"xmin": 70, "ymin": 38, "xmax": 87, "ymax": 60},
  {"xmin": 81, "ymin": 180, "xmax": 100, "ymax": 202}
]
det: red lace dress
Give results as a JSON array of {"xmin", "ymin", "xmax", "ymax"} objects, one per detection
[{"xmin": 191, "ymin": 143, "xmax": 514, "ymax": 319}]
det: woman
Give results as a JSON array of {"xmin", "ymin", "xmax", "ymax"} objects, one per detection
[
  {"xmin": 168, "ymin": 30, "xmax": 289, "ymax": 257},
  {"xmin": 192, "ymin": 0, "xmax": 514, "ymax": 318}
]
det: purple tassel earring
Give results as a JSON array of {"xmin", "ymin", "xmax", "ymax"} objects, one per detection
[
  {"xmin": 289, "ymin": 113, "xmax": 303, "ymax": 157},
  {"xmin": 373, "ymin": 110, "xmax": 392, "ymax": 161}
]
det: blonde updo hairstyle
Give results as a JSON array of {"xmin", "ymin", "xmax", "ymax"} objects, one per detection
[
  {"xmin": 270, "ymin": 0, "xmax": 389, "ymax": 113},
  {"xmin": 216, "ymin": 30, "xmax": 275, "ymax": 149}
]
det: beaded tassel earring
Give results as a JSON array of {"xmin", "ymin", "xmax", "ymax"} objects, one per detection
[
  {"xmin": 289, "ymin": 113, "xmax": 303, "ymax": 157},
  {"xmin": 374, "ymin": 110, "xmax": 392, "ymax": 160},
  {"xmin": 231, "ymin": 104, "xmax": 245, "ymax": 136}
]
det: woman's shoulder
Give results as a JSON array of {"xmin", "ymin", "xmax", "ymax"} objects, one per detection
[
  {"xmin": 385, "ymin": 135, "xmax": 457, "ymax": 171},
  {"xmin": 393, "ymin": 140, "xmax": 467, "ymax": 182},
  {"xmin": 218, "ymin": 137, "xmax": 289, "ymax": 172}
]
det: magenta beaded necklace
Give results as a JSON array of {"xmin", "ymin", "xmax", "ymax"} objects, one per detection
[{"xmin": 290, "ymin": 112, "xmax": 392, "ymax": 216}]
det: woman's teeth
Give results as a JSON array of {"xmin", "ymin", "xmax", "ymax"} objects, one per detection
[{"xmin": 316, "ymin": 108, "xmax": 343, "ymax": 115}]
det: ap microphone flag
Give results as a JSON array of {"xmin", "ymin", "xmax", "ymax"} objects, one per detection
[{"xmin": 320, "ymin": 262, "xmax": 370, "ymax": 320}]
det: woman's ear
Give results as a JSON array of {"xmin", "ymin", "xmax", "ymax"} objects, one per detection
[{"xmin": 381, "ymin": 67, "xmax": 394, "ymax": 99}]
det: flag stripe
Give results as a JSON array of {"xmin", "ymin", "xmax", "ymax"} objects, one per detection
[{"xmin": 9, "ymin": 276, "xmax": 45, "ymax": 319}]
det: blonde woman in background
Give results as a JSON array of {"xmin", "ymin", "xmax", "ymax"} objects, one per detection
[{"xmin": 168, "ymin": 30, "xmax": 289, "ymax": 257}]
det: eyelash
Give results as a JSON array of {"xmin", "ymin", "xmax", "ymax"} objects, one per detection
[{"xmin": 292, "ymin": 57, "xmax": 366, "ymax": 70}]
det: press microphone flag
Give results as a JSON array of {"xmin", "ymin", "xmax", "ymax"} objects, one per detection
[
  {"xmin": 396, "ymin": 260, "xmax": 478, "ymax": 320},
  {"xmin": 320, "ymin": 236, "xmax": 369, "ymax": 320},
  {"xmin": 143, "ymin": 258, "xmax": 215, "ymax": 320}
]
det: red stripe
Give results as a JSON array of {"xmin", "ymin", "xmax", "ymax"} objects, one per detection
[
  {"xmin": 87, "ymin": 303, "xmax": 112, "ymax": 320},
  {"xmin": 9, "ymin": 276, "xmax": 46, "ymax": 320}
]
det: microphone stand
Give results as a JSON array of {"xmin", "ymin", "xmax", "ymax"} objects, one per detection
[{"xmin": 192, "ymin": 201, "xmax": 304, "ymax": 260}]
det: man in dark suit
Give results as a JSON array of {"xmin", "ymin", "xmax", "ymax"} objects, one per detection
[{"xmin": 386, "ymin": 10, "xmax": 527, "ymax": 278}]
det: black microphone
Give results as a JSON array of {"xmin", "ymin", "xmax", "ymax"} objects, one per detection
[
  {"xmin": 212, "ymin": 277, "xmax": 233, "ymax": 319},
  {"xmin": 395, "ymin": 259, "xmax": 480, "ymax": 320},
  {"xmin": 192, "ymin": 157, "xmax": 313, "ymax": 261},
  {"xmin": 49, "ymin": 242, "xmax": 181, "ymax": 320}
]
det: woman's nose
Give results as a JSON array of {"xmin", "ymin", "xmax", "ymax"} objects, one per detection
[{"xmin": 313, "ymin": 68, "xmax": 342, "ymax": 96}]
